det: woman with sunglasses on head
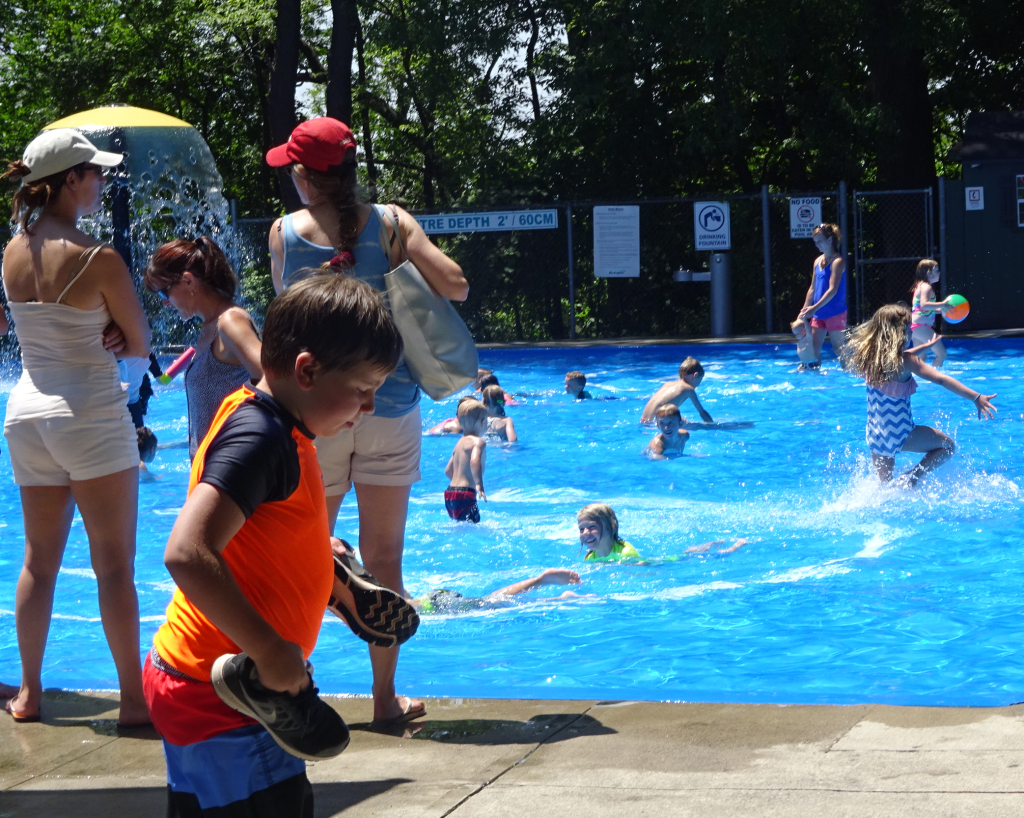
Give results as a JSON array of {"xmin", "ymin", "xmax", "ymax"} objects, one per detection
[
  {"xmin": 266, "ymin": 117, "xmax": 468, "ymax": 727},
  {"xmin": 1, "ymin": 130, "xmax": 152, "ymax": 726},
  {"xmin": 796, "ymin": 223, "xmax": 848, "ymax": 370},
  {"xmin": 144, "ymin": 238, "xmax": 262, "ymax": 460}
]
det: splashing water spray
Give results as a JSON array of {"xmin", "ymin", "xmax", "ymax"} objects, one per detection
[{"xmin": 3, "ymin": 105, "xmax": 260, "ymax": 370}]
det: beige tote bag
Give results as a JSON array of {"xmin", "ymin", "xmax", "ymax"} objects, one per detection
[{"xmin": 379, "ymin": 205, "xmax": 478, "ymax": 400}]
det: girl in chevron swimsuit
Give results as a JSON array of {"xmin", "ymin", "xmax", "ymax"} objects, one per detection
[{"xmin": 844, "ymin": 303, "xmax": 997, "ymax": 486}]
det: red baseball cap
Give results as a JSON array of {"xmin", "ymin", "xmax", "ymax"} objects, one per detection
[{"xmin": 265, "ymin": 117, "xmax": 357, "ymax": 171}]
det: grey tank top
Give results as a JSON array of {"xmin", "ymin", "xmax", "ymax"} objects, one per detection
[
  {"xmin": 279, "ymin": 206, "xmax": 419, "ymax": 418},
  {"xmin": 184, "ymin": 324, "xmax": 253, "ymax": 459}
]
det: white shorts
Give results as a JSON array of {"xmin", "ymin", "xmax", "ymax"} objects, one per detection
[
  {"xmin": 4, "ymin": 413, "xmax": 138, "ymax": 486},
  {"xmin": 313, "ymin": 404, "xmax": 422, "ymax": 497}
]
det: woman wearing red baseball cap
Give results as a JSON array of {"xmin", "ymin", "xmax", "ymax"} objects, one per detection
[{"xmin": 267, "ymin": 117, "xmax": 468, "ymax": 727}]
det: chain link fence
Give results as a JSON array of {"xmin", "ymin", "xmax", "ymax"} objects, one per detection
[
  {"xmin": 853, "ymin": 189, "xmax": 935, "ymax": 322},
  {"xmin": 229, "ymin": 193, "xmax": 845, "ymax": 343},
  {"xmin": 0, "ymin": 185, "xmax": 938, "ymax": 358}
]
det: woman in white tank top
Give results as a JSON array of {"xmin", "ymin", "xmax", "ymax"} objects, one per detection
[{"xmin": 1, "ymin": 130, "xmax": 152, "ymax": 726}]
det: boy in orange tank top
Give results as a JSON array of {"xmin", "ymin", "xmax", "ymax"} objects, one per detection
[{"xmin": 144, "ymin": 273, "xmax": 408, "ymax": 817}]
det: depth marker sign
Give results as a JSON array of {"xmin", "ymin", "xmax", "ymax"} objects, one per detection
[
  {"xmin": 694, "ymin": 201, "xmax": 731, "ymax": 250},
  {"xmin": 414, "ymin": 209, "xmax": 558, "ymax": 234}
]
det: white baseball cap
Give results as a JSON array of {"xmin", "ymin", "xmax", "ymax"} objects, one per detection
[{"xmin": 22, "ymin": 129, "xmax": 123, "ymax": 183}]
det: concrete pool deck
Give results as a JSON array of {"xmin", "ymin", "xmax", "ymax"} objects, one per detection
[{"xmin": 2, "ymin": 693, "xmax": 1023, "ymax": 816}]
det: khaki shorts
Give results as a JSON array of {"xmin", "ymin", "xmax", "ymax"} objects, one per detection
[
  {"xmin": 4, "ymin": 413, "xmax": 138, "ymax": 486},
  {"xmin": 313, "ymin": 404, "xmax": 422, "ymax": 497}
]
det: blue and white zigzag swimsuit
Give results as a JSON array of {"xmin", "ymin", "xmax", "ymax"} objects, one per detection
[{"xmin": 865, "ymin": 376, "xmax": 917, "ymax": 457}]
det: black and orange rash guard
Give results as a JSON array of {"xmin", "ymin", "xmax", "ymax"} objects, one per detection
[{"xmin": 153, "ymin": 384, "xmax": 333, "ymax": 682}]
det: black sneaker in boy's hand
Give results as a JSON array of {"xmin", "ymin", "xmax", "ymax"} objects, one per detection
[
  {"xmin": 328, "ymin": 542, "xmax": 420, "ymax": 648},
  {"xmin": 211, "ymin": 653, "xmax": 350, "ymax": 760}
]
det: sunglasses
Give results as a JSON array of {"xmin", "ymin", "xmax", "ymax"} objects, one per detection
[{"xmin": 81, "ymin": 164, "xmax": 111, "ymax": 178}]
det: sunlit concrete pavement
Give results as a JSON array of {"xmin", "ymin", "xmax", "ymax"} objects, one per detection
[{"xmin": 2, "ymin": 692, "xmax": 1023, "ymax": 817}]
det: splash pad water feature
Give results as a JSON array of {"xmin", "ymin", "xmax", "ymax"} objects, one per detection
[{"xmin": 35, "ymin": 105, "xmax": 237, "ymax": 348}]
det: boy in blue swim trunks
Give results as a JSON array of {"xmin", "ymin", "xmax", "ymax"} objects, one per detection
[{"xmin": 444, "ymin": 399, "xmax": 488, "ymax": 522}]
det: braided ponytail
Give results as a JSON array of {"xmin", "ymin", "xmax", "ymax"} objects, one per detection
[{"xmin": 292, "ymin": 158, "xmax": 361, "ymax": 257}]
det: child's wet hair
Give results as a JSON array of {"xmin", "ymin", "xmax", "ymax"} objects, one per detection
[
  {"xmin": 678, "ymin": 357, "xmax": 704, "ymax": 379},
  {"xmin": 913, "ymin": 258, "xmax": 939, "ymax": 286},
  {"xmin": 842, "ymin": 302, "xmax": 911, "ymax": 387},
  {"xmin": 478, "ymin": 373, "xmax": 500, "ymax": 390},
  {"xmin": 137, "ymin": 427, "xmax": 157, "ymax": 463},
  {"xmin": 457, "ymin": 398, "xmax": 488, "ymax": 426},
  {"xmin": 655, "ymin": 403, "xmax": 681, "ymax": 420},
  {"xmin": 260, "ymin": 273, "xmax": 402, "ymax": 377},
  {"xmin": 565, "ymin": 370, "xmax": 586, "ymax": 385},
  {"xmin": 577, "ymin": 503, "xmax": 619, "ymax": 543},
  {"xmin": 481, "ymin": 384, "xmax": 506, "ymax": 412}
]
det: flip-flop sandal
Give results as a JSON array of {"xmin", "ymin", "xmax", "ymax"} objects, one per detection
[
  {"xmin": 370, "ymin": 699, "xmax": 427, "ymax": 729},
  {"xmin": 5, "ymin": 698, "xmax": 40, "ymax": 723},
  {"xmin": 327, "ymin": 542, "xmax": 420, "ymax": 648}
]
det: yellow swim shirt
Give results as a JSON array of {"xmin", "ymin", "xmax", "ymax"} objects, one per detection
[{"xmin": 584, "ymin": 539, "xmax": 640, "ymax": 561}]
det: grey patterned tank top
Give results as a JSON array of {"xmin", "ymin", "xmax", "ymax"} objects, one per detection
[{"xmin": 184, "ymin": 326, "xmax": 254, "ymax": 459}]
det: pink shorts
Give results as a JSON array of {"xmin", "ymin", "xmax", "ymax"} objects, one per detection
[{"xmin": 810, "ymin": 312, "xmax": 847, "ymax": 331}]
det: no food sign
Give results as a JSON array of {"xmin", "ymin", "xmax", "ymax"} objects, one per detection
[
  {"xmin": 789, "ymin": 197, "xmax": 822, "ymax": 239},
  {"xmin": 694, "ymin": 201, "xmax": 731, "ymax": 250}
]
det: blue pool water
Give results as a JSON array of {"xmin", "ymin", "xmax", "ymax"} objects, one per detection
[{"xmin": 1, "ymin": 340, "xmax": 1022, "ymax": 706}]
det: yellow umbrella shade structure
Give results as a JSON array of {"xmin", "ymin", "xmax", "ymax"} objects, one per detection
[{"xmin": 43, "ymin": 105, "xmax": 194, "ymax": 131}]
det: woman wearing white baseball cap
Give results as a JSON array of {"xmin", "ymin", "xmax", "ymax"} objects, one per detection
[{"xmin": 2, "ymin": 128, "xmax": 153, "ymax": 726}]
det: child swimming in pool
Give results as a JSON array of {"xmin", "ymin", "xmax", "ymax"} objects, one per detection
[
  {"xmin": 415, "ymin": 568, "xmax": 582, "ymax": 614},
  {"xmin": 565, "ymin": 370, "xmax": 592, "ymax": 400},
  {"xmin": 577, "ymin": 503, "xmax": 746, "ymax": 560},
  {"xmin": 482, "ymin": 385, "xmax": 518, "ymax": 441},
  {"xmin": 577, "ymin": 503, "xmax": 640, "ymax": 560},
  {"xmin": 444, "ymin": 399, "xmax": 488, "ymax": 522},
  {"xmin": 641, "ymin": 357, "xmax": 713, "ymax": 424},
  {"xmin": 843, "ymin": 303, "xmax": 996, "ymax": 486},
  {"xmin": 428, "ymin": 395, "xmax": 475, "ymax": 435},
  {"xmin": 646, "ymin": 404, "xmax": 689, "ymax": 458},
  {"xmin": 477, "ymin": 372, "xmax": 516, "ymax": 405}
]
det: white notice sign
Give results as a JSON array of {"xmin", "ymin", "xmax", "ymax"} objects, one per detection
[
  {"xmin": 414, "ymin": 209, "xmax": 559, "ymax": 234},
  {"xmin": 965, "ymin": 187, "xmax": 984, "ymax": 211},
  {"xmin": 694, "ymin": 201, "xmax": 731, "ymax": 250},
  {"xmin": 789, "ymin": 197, "xmax": 822, "ymax": 238},
  {"xmin": 593, "ymin": 206, "xmax": 640, "ymax": 278}
]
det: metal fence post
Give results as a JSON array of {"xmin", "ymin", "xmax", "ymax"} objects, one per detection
[
  {"xmin": 566, "ymin": 203, "xmax": 575, "ymax": 340},
  {"xmin": 838, "ymin": 181, "xmax": 850, "ymax": 319},
  {"xmin": 938, "ymin": 176, "xmax": 948, "ymax": 294},
  {"xmin": 838, "ymin": 181, "xmax": 849, "ymax": 266},
  {"xmin": 761, "ymin": 184, "xmax": 772, "ymax": 333}
]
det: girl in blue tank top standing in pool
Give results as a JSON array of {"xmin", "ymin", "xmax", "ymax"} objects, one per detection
[
  {"xmin": 266, "ymin": 117, "xmax": 469, "ymax": 728},
  {"xmin": 796, "ymin": 222, "xmax": 848, "ymax": 370}
]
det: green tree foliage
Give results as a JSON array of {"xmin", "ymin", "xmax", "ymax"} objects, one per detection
[{"xmin": 1, "ymin": 0, "xmax": 1022, "ymax": 340}]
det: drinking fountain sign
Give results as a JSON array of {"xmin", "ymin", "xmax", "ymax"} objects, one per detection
[{"xmin": 693, "ymin": 201, "xmax": 731, "ymax": 250}]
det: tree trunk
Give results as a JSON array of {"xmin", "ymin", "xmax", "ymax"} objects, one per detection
[
  {"xmin": 863, "ymin": 0, "xmax": 935, "ymax": 188},
  {"xmin": 268, "ymin": 0, "xmax": 302, "ymax": 211},
  {"xmin": 355, "ymin": 14, "xmax": 379, "ymax": 201},
  {"xmin": 327, "ymin": 0, "xmax": 357, "ymax": 125}
]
